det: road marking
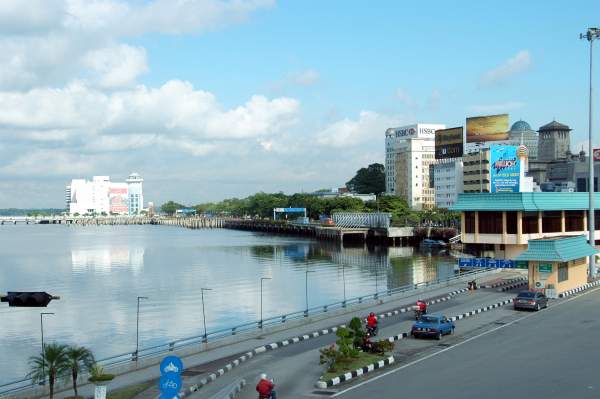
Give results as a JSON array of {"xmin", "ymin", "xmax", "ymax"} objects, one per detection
[{"xmin": 332, "ymin": 286, "xmax": 600, "ymax": 397}]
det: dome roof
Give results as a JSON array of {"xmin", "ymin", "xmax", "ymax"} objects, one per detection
[{"xmin": 510, "ymin": 120, "xmax": 532, "ymax": 131}]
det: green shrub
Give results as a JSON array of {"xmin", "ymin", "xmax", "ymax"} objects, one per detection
[
  {"xmin": 88, "ymin": 364, "xmax": 114, "ymax": 383},
  {"xmin": 348, "ymin": 317, "xmax": 365, "ymax": 349}
]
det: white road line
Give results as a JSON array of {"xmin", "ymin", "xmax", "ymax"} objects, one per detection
[{"xmin": 332, "ymin": 286, "xmax": 600, "ymax": 398}]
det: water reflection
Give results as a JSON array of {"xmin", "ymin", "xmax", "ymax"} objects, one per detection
[{"xmin": 71, "ymin": 247, "xmax": 145, "ymax": 274}]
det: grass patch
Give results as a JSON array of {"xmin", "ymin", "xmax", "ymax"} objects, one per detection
[
  {"xmin": 106, "ymin": 382, "xmax": 154, "ymax": 399},
  {"xmin": 321, "ymin": 352, "xmax": 386, "ymax": 381}
]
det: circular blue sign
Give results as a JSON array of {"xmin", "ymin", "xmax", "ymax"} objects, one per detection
[
  {"xmin": 160, "ymin": 356, "xmax": 184, "ymax": 376},
  {"xmin": 159, "ymin": 374, "xmax": 182, "ymax": 396}
]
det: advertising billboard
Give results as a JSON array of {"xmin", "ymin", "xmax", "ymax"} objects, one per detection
[
  {"xmin": 593, "ymin": 148, "xmax": 600, "ymax": 161},
  {"xmin": 466, "ymin": 114, "xmax": 509, "ymax": 143},
  {"xmin": 435, "ymin": 127, "xmax": 464, "ymax": 159},
  {"xmin": 109, "ymin": 185, "xmax": 128, "ymax": 214},
  {"xmin": 490, "ymin": 145, "xmax": 520, "ymax": 193},
  {"xmin": 386, "ymin": 124, "xmax": 445, "ymax": 139}
]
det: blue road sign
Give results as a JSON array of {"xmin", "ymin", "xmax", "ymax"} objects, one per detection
[
  {"xmin": 459, "ymin": 258, "xmax": 517, "ymax": 269},
  {"xmin": 458, "ymin": 258, "xmax": 474, "ymax": 268},
  {"xmin": 159, "ymin": 374, "xmax": 182, "ymax": 396},
  {"xmin": 160, "ymin": 356, "xmax": 184, "ymax": 376}
]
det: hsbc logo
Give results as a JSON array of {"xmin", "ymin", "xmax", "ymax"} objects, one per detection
[{"xmin": 395, "ymin": 127, "xmax": 417, "ymax": 137}]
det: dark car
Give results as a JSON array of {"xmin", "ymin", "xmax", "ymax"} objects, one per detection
[
  {"xmin": 411, "ymin": 314, "xmax": 454, "ymax": 340},
  {"xmin": 513, "ymin": 291, "xmax": 548, "ymax": 311}
]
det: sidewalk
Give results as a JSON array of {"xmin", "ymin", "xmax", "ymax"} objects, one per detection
[{"xmin": 21, "ymin": 269, "xmax": 520, "ymax": 399}]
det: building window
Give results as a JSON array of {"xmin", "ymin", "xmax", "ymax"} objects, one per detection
[
  {"xmin": 565, "ymin": 211, "xmax": 584, "ymax": 232},
  {"xmin": 479, "ymin": 212, "xmax": 503, "ymax": 234},
  {"xmin": 542, "ymin": 211, "xmax": 562, "ymax": 233},
  {"xmin": 506, "ymin": 212, "xmax": 518, "ymax": 234},
  {"xmin": 558, "ymin": 262, "xmax": 568, "ymax": 282},
  {"xmin": 522, "ymin": 212, "xmax": 539, "ymax": 234},
  {"xmin": 464, "ymin": 212, "xmax": 475, "ymax": 233}
]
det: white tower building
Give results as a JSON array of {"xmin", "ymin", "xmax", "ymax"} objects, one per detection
[{"xmin": 126, "ymin": 172, "xmax": 144, "ymax": 215}]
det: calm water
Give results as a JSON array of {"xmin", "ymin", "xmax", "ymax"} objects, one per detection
[{"xmin": 0, "ymin": 225, "xmax": 456, "ymax": 384}]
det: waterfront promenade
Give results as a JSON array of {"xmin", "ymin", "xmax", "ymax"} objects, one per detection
[{"xmin": 14, "ymin": 269, "xmax": 524, "ymax": 399}]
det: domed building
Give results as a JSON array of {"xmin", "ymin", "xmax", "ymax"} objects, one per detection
[{"xmin": 508, "ymin": 120, "xmax": 538, "ymax": 160}]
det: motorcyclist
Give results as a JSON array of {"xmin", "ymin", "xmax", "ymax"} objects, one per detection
[
  {"xmin": 256, "ymin": 373, "xmax": 277, "ymax": 399},
  {"xmin": 416, "ymin": 299, "xmax": 427, "ymax": 315},
  {"xmin": 366, "ymin": 312, "xmax": 378, "ymax": 335}
]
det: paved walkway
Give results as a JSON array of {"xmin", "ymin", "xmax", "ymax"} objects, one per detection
[{"xmin": 22, "ymin": 269, "xmax": 523, "ymax": 399}]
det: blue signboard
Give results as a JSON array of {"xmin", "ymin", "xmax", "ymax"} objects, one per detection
[
  {"xmin": 160, "ymin": 355, "xmax": 183, "ymax": 398},
  {"xmin": 490, "ymin": 145, "xmax": 520, "ymax": 193},
  {"xmin": 459, "ymin": 258, "xmax": 516, "ymax": 269}
]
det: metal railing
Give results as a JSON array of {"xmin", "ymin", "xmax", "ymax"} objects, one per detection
[{"xmin": 0, "ymin": 268, "xmax": 490, "ymax": 396}]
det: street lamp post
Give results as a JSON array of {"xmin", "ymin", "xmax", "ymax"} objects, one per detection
[
  {"xmin": 581, "ymin": 27, "xmax": 600, "ymax": 278},
  {"xmin": 200, "ymin": 288, "xmax": 212, "ymax": 342},
  {"xmin": 375, "ymin": 267, "xmax": 379, "ymax": 299},
  {"xmin": 342, "ymin": 264, "xmax": 347, "ymax": 306},
  {"xmin": 305, "ymin": 269, "xmax": 315, "ymax": 317},
  {"xmin": 260, "ymin": 277, "xmax": 271, "ymax": 329},
  {"xmin": 135, "ymin": 296, "xmax": 148, "ymax": 361},
  {"xmin": 40, "ymin": 312, "xmax": 54, "ymax": 385}
]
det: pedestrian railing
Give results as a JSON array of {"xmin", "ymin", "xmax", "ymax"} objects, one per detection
[{"xmin": 0, "ymin": 268, "xmax": 490, "ymax": 396}]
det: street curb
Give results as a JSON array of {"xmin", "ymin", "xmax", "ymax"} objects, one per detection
[
  {"xmin": 315, "ymin": 356, "xmax": 395, "ymax": 388},
  {"xmin": 559, "ymin": 280, "xmax": 600, "ymax": 298},
  {"xmin": 498, "ymin": 280, "xmax": 529, "ymax": 292},
  {"xmin": 449, "ymin": 298, "xmax": 513, "ymax": 321},
  {"xmin": 183, "ymin": 325, "xmax": 346, "ymax": 396},
  {"xmin": 479, "ymin": 277, "xmax": 527, "ymax": 289},
  {"xmin": 375, "ymin": 287, "xmax": 469, "ymax": 320},
  {"xmin": 386, "ymin": 332, "xmax": 409, "ymax": 342}
]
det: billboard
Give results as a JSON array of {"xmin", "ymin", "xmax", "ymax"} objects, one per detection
[
  {"xmin": 109, "ymin": 185, "xmax": 128, "ymax": 214},
  {"xmin": 466, "ymin": 114, "xmax": 509, "ymax": 143},
  {"xmin": 594, "ymin": 148, "xmax": 600, "ymax": 161},
  {"xmin": 490, "ymin": 145, "xmax": 520, "ymax": 193},
  {"xmin": 435, "ymin": 127, "xmax": 464, "ymax": 159},
  {"xmin": 386, "ymin": 124, "xmax": 445, "ymax": 139}
]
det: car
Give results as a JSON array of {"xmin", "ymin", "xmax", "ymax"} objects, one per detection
[
  {"xmin": 411, "ymin": 314, "xmax": 455, "ymax": 340},
  {"xmin": 513, "ymin": 291, "xmax": 548, "ymax": 311}
]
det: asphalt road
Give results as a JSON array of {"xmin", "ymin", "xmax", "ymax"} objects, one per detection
[
  {"xmin": 334, "ymin": 286, "xmax": 600, "ymax": 399},
  {"xmin": 191, "ymin": 286, "xmax": 522, "ymax": 398}
]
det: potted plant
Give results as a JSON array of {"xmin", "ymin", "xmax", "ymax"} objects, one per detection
[{"xmin": 88, "ymin": 364, "xmax": 114, "ymax": 399}]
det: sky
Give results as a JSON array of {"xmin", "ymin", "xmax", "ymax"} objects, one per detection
[{"xmin": 0, "ymin": 0, "xmax": 599, "ymax": 208}]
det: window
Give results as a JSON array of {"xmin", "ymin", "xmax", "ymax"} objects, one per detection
[
  {"xmin": 565, "ymin": 211, "xmax": 584, "ymax": 232},
  {"xmin": 542, "ymin": 211, "xmax": 562, "ymax": 233},
  {"xmin": 522, "ymin": 212, "xmax": 539, "ymax": 234},
  {"xmin": 558, "ymin": 262, "xmax": 568, "ymax": 282},
  {"xmin": 465, "ymin": 212, "xmax": 475, "ymax": 233},
  {"xmin": 478, "ymin": 212, "xmax": 502, "ymax": 234},
  {"xmin": 506, "ymin": 212, "xmax": 518, "ymax": 234}
]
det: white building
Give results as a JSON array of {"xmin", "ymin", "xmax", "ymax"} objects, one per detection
[
  {"xmin": 385, "ymin": 123, "xmax": 445, "ymax": 209},
  {"xmin": 434, "ymin": 159, "xmax": 464, "ymax": 208},
  {"xmin": 67, "ymin": 173, "xmax": 144, "ymax": 215}
]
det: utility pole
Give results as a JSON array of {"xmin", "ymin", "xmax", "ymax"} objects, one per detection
[
  {"xmin": 200, "ymin": 288, "xmax": 212, "ymax": 342},
  {"xmin": 260, "ymin": 277, "xmax": 271, "ymax": 328},
  {"xmin": 581, "ymin": 28, "xmax": 600, "ymax": 278},
  {"xmin": 40, "ymin": 312, "xmax": 54, "ymax": 385},
  {"xmin": 135, "ymin": 296, "xmax": 148, "ymax": 361}
]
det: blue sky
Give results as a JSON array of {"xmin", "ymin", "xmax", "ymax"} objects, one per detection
[{"xmin": 0, "ymin": 0, "xmax": 599, "ymax": 207}]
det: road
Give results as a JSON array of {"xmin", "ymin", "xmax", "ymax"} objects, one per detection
[
  {"xmin": 334, "ymin": 286, "xmax": 600, "ymax": 399},
  {"xmin": 191, "ymin": 284, "xmax": 524, "ymax": 398}
]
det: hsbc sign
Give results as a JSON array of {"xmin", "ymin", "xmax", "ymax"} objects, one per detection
[
  {"xmin": 395, "ymin": 127, "xmax": 417, "ymax": 138},
  {"xmin": 387, "ymin": 124, "xmax": 445, "ymax": 140}
]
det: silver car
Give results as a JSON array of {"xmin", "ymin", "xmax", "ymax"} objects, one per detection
[{"xmin": 513, "ymin": 291, "xmax": 548, "ymax": 311}]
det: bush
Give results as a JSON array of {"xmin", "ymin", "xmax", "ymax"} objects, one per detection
[
  {"xmin": 88, "ymin": 364, "xmax": 114, "ymax": 383},
  {"xmin": 319, "ymin": 344, "xmax": 342, "ymax": 372},
  {"xmin": 348, "ymin": 317, "xmax": 365, "ymax": 349},
  {"xmin": 335, "ymin": 327, "xmax": 359, "ymax": 359}
]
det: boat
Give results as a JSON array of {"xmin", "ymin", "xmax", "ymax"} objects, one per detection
[{"xmin": 420, "ymin": 238, "xmax": 447, "ymax": 247}]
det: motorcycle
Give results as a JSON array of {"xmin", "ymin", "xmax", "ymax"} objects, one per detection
[
  {"xmin": 413, "ymin": 306, "xmax": 427, "ymax": 320},
  {"xmin": 257, "ymin": 377, "xmax": 276, "ymax": 399},
  {"xmin": 366, "ymin": 324, "xmax": 378, "ymax": 337}
]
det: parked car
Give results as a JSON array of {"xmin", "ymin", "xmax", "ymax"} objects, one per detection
[
  {"xmin": 411, "ymin": 314, "xmax": 454, "ymax": 340},
  {"xmin": 513, "ymin": 291, "xmax": 548, "ymax": 311}
]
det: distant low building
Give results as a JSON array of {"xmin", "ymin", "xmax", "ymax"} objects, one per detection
[{"xmin": 66, "ymin": 173, "xmax": 144, "ymax": 215}]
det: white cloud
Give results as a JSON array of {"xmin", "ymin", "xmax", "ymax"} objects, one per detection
[
  {"xmin": 83, "ymin": 44, "xmax": 148, "ymax": 88},
  {"xmin": 480, "ymin": 50, "xmax": 532, "ymax": 85},
  {"xmin": 293, "ymin": 69, "xmax": 320, "ymax": 86},
  {"xmin": 0, "ymin": 149, "xmax": 94, "ymax": 177},
  {"xmin": 468, "ymin": 101, "xmax": 525, "ymax": 114},
  {"xmin": 316, "ymin": 111, "xmax": 406, "ymax": 148},
  {"xmin": 396, "ymin": 88, "xmax": 415, "ymax": 107}
]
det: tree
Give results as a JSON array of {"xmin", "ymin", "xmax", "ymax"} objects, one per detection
[
  {"xmin": 65, "ymin": 346, "xmax": 95, "ymax": 398},
  {"xmin": 160, "ymin": 201, "xmax": 185, "ymax": 216},
  {"xmin": 28, "ymin": 343, "xmax": 69, "ymax": 399},
  {"xmin": 345, "ymin": 163, "xmax": 385, "ymax": 194}
]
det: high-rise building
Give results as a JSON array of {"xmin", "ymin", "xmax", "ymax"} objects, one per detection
[
  {"xmin": 65, "ymin": 185, "xmax": 71, "ymax": 210},
  {"xmin": 434, "ymin": 159, "xmax": 464, "ymax": 208},
  {"xmin": 385, "ymin": 123, "xmax": 445, "ymax": 209},
  {"xmin": 462, "ymin": 149, "xmax": 491, "ymax": 193},
  {"xmin": 126, "ymin": 172, "xmax": 144, "ymax": 215},
  {"xmin": 537, "ymin": 120, "xmax": 571, "ymax": 162}
]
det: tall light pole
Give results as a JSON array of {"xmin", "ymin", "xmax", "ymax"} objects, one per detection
[
  {"xmin": 305, "ymin": 269, "xmax": 315, "ymax": 316},
  {"xmin": 260, "ymin": 277, "xmax": 271, "ymax": 329},
  {"xmin": 581, "ymin": 27, "xmax": 600, "ymax": 278},
  {"xmin": 40, "ymin": 312, "xmax": 54, "ymax": 385},
  {"xmin": 200, "ymin": 288, "xmax": 212, "ymax": 342},
  {"xmin": 135, "ymin": 296, "xmax": 148, "ymax": 361},
  {"xmin": 342, "ymin": 264, "xmax": 347, "ymax": 306}
]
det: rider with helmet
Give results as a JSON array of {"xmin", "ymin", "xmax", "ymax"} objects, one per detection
[
  {"xmin": 256, "ymin": 373, "xmax": 277, "ymax": 399},
  {"xmin": 366, "ymin": 312, "xmax": 378, "ymax": 335}
]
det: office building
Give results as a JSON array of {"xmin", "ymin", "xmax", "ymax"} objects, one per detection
[
  {"xmin": 67, "ymin": 173, "xmax": 144, "ymax": 215},
  {"xmin": 434, "ymin": 159, "xmax": 464, "ymax": 208},
  {"xmin": 126, "ymin": 172, "xmax": 144, "ymax": 215}
]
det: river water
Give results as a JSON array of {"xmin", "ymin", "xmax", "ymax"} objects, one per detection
[{"xmin": 0, "ymin": 225, "xmax": 457, "ymax": 385}]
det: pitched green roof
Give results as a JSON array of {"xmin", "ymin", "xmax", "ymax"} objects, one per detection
[
  {"xmin": 450, "ymin": 192, "xmax": 600, "ymax": 212},
  {"xmin": 515, "ymin": 235, "xmax": 598, "ymax": 262}
]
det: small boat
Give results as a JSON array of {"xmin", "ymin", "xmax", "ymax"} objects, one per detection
[{"xmin": 420, "ymin": 238, "xmax": 447, "ymax": 247}]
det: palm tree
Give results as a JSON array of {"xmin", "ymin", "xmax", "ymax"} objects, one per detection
[
  {"xmin": 65, "ymin": 345, "xmax": 95, "ymax": 398},
  {"xmin": 28, "ymin": 343, "xmax": 69, "ymax": 399}
]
